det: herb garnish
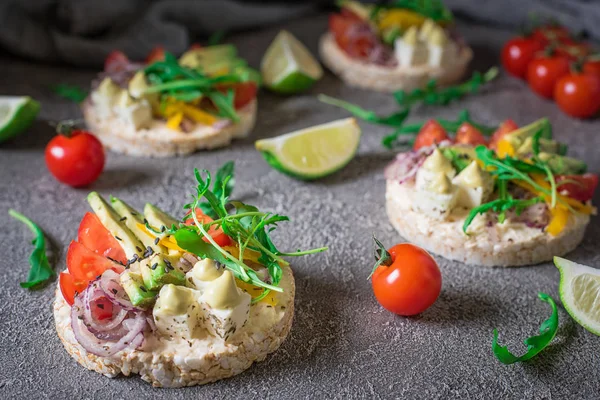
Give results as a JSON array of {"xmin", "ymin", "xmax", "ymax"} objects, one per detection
[
  {"xmin": 143, "ymin": 52, "xmax": 245, "ymax": 122},
  {"xmin": 9, "ymin": 209, "xmax": 55, "ymax": 288},
  {"xmin": 52, "ymin": 84, "xmax": 88, "ymax": 103},
  {"xmin": 174, "ymin": 162, "xmax": 327, "ymax": 301},
  {"xmin": 371, "ymin": 0, "xmax": 454, "ymax": 24},
  {"xmin": 492, "ymin": 292, "xmax": 558, "ymax": 364}
]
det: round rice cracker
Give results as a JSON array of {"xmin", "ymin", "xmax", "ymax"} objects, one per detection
[
  {"xmin": 82, "ymin": 99, "xmax": 257, "ymax": 158},
  {"xmin": 53, "ymin": 266, "xmax": 295, "ymax": 387},
  {"xmin": 386, "ymin": 180, "xmax": 589, "ymax": 267},
  {"xmin": 319, "ymin": 33, "xmax": 473, "ymax": 93}
]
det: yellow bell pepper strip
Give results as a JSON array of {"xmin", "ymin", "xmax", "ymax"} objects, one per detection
[
  {"xmin": 163, "ymin": 100, "xmax": 218, "ymax": 131},
  {"xmin": 546, "ymin": 207, "xmax": 569, "ymax": 236},
  {"xmin": 377, "ymin": 9, "xmax": 426, "ymax": 31},
  {"xmin": 166, "ymin": 111, "xmax": 184, "ymax": 130},
  {"xmin": 529, "ymin": 175, "xmax": 594, "ymax": 214},
  {"xmin": 236, "ymin": 279, "xmax": 279, "ymax": 305},
  {"xmin": 496, "ymin": 138, "xmax": 516, "ymax": 159}
]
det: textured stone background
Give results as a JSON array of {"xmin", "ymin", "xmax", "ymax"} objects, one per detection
[{"xmin": 1, "ymin": 14, "xmax": 599, "ymax": 400}]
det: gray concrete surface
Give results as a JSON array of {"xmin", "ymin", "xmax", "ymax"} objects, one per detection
[{"xmin": 1, "ymin": 14, "xmax": 599, "ymax": 400}]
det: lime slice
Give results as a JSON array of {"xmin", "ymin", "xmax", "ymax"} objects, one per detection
[
  {"xmin": 261, "ymin": 30, "xmax": 323, "ymax": 94},
  {"xmin": 0, "ymin": 96, "xmax": 40, "ymax": 143},
  {"xmin": 255, "ymin": 118, "xmax": 361, "ymax": 180},
  {"xmin": 554, "ymin": 256, "xmax": 600, "ymax": 336}
]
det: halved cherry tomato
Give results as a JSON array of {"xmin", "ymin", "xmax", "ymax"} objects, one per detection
[
  {"xmin": 66, "ymin": 241, "xmax": 124, "ymax": 283},
  {"xmin": 526, "ymin": 54, "xmax": 570, "ymax": 99},
  {"xmin": 59, "ymin": 272, "xmax": 87, "ymax": 306},
  {"xmin": 329, "ymin": 13, "xmax": 377, "ymax": 59},
  {"xmin": 215, "ymin": 82, "xmax": 258, "ymax": 110},
  {"xmin": 104, "ymin": 50, "xmax": 130, "ymax": 73},
  {"xmin": 189, "ymin": 43, "xmax": 203, "ymax": 50},
  {"xmin": 78, "ymin": 212, "xmax": 127, "ymax": 264},
  {"xmin": 146, "ymin": 46, "xmax": 165, "ymax": 64},
  {"xmin": 90, "ymin": 296, "xmax": 114, "ymax": 321},
  {"xmin": 371, "ymin": 242, "xmax": 441, "ymax": 316},
  {"xmin": 413, "ymin": 120, "xmax": 451, "ymax": 150},
  {"xmin": 454, "ymin": 122, "xmax": 487, "ymax": 146},
  {"xmin": 554, "ymin": 72, "xmax": 600, "ymax": 118},
  {"xmin": 184, "ymin": 210, "xmax": 232, "ymax": 247},
  {"xmin": 489, "ymin": 119, "xmax": 518, "ymax": 150},
  {"xmin": 501, "ymin": 37, "xmax": 545, "ymax": 79},
  {"xmin": 556, "ymin": 173, "xmax": 599, "ymax": 202}
]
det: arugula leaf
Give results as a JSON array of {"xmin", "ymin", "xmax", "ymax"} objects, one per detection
[
  {"xmin": 9, "ymin": 209, "xmax": 55, "ymax": 288},
  {"xmin": 199, "ymin": 161, "xmax": 235, "ymax": 218},
  {"xmin": 52, "ymin": 84, "xmax": 88, "ymax": 103},
  {"xmin": 463, "ymin": 196, "xmax": 544, "ymax": 233},
  {"xmin": 492, "ymin": 292, "xmax": 559, "ymax": 364},
  {"xmin": 385, "ymin": 0, "xmax": 454, "ymax": 23},
  {"xmin": 208, "ymin": 89, "xmax": 239, "ymax": 122},
  {"xmin": 318, "ymin": 94, "xmax": 409, "ymax": 127}
]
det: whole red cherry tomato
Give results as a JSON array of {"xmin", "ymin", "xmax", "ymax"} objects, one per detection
[
  {"xmin": 526, "ymin": 54, "xmax": 571, "ymax": 98},
  {"xmin": 554, "ymin": 72, "xmax": 600, "ymax": 118},
  {"xmin": 583, "ymin": 58, "xmax": 600, "ymax": 79},
  {"xmin": 45, "ymin": 126, "xmax": 105, "ymax": 187},
  {"xmin": 454, "ymin": 122, "xmax": 487, "ymax": 146},
  {"xmin": 501, "ymin": 37, "xmax": 545, "ymax": 79},
  {"xmin": 370, "ymin": 238, "xmax": 442, "ymax": 316},
  {"xmin": 104, "ymin": 50, "xmax": 130, "ymax": 73}
]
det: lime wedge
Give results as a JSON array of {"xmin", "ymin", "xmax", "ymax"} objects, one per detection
[
  {"xmin": 255, "ymin": 118, "xmax": 361, "ymax": 180},
  {"xmin": 261, "ymin": 30, "xmax": 323, "ymax": 94},
  {"xmin": 554, "ymin": 256, "xmax": 600, "ymax": 336},
  {"xmin": 0, "ymin": 96, "xmax": 40, "ymax": 143}
]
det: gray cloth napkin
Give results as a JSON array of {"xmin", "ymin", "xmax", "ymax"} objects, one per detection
[{"xmin": 0, "ymin": 0, "xmax": 597, "ymax": 67}]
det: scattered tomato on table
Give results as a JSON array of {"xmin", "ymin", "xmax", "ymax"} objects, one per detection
[
  {"xmin": 370, "ymin": 237, "xmax": 442, "ymax": 316},
  {"xmin": 554, "ymin": 71, "xmax": 600, "ymax": 118},
  {"xmin": 501, "ymin": 37, "xmax": 545, "ymax": 79},
  {"xmin": 526, "ymin": 52, "xmax": 570, "ymax": 99},
  {"xmin": 45, "ymin": 122, "xmax": 105, "ymax": 187}
]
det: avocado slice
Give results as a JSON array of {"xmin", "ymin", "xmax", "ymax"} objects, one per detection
[
  {"xmin": 505, "ymin": 118, "xmax": 552, "ymax": 150},
  {"xmin": 110, "ymin": 196, "xmax": 165, "ymax": 256},
  {"xmin": 179, "ymin": 45, "xmax": 237, "ymax": 69},
  {"xmin": 87, "ymin": 192, "xmax": 144, "ymax": 260},
  {"xmin": 144, "ymin": 203, "xmax": 179, "ymax": 233},
  {"xmin": 140, "ymin": 254, "xmax": 186, "ymax": 291},
  {"xmin": 538, "ymin": 153, "xmax": 587, "ymax": 175},
  {"xmin": 120, "ymin": 270, "xmax": 157, "ymax": 308},
  {"xmin": 516, "ymin": 137, "xmax": 566, "ymax": 156}
]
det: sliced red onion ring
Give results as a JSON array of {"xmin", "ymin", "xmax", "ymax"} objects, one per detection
[
  {"xmin": 71, "ymin": 295, "xmax": 147, "ymax": 358},
  {"xmin": 99, "ymin": 270, "xmax": 142, "ymax": 311}
]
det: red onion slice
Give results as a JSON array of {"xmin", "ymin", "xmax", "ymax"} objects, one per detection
[{"xmin": 99, "ymin": 270, "xmax": 142, "ymax": 311}]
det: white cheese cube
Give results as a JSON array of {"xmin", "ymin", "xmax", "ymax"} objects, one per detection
[
  {"xmin": 153, "ymin": 284, "xmax": 202, "ymax": 340},
  {"xmin": 414, "ymin": 173, "xmax": 458, "ymax": 219},
  {"xmin": 114, "ymin": 91, "xmax": 153, "ymax": 130},
  {"xmin": 200, "ymin": 270, "xmax": 251, "ymax": 341},
  {"xmin": 395, "ymin": 26, "xmax": 429, "ymax": 67},
  {"xmin": 428, "ymin": 27, "xmax": 458, "ymax": 68},
  {"xmin": 452, "ymin": 161, "xmax": 494, "ymax": 209},
  {"xmin": 90, "ymin": 77, "xmax": 122, "ymax": 118}
]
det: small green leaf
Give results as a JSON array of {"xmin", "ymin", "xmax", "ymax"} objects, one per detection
[
  {"xmin": 52, "ymin": 84, "xmax": 88, "ymax": 103},
  {"xmin": 9, "ymin": 209, "xmax": 55, "ymax": 288},
  {"xmin": 492, "ymin": 292, "xmax": 559, "ymax": 364}
]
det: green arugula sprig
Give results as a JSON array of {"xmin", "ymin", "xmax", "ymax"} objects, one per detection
[
  {"xmin": 52, "ymin": 84, "xmax": 88, "ymax": 103},
  {"xmin": 318, "ymin": 94, "xmax": 410, "ymax": 127},
  {"xmin": 371, "ymin": 0, "xmax": 454, "ymax": 23},
  {"xmin": 492, "ymin": 292, "xmax": 559, "ymax": 364},
  {"xmin": 143, "ymin": 52, "xmax": 244, "ymax": 121},
  {"xmin": 383, "ymin": 110, "xmax": 496, "ymax": 149},
  {"xmin": 174, "ymin": 162, "xmax": 327, "ymax": 301},
  {"xmin": 9, "ymin": 209, "xmax": 55, "ymax": 288}
]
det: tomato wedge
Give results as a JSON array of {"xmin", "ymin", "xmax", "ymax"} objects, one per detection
[
  {"xmin": 90, "ymin": 296, "xmax": 115, "ymax": 320},
  {"xmin": 215, "ymin": 82, "xmax": 258, "ymax": 110},
  {"xmin": 78, "ymin": 212, "xmax": 127, "ymax": 264},
  {"xmin": 67, "ymin": 241, "xmax": 125, "ymax": 283},
  {"xmin": 146, "ymin": 46, "xmax": 165, "ymax": 64},
  {"xmin": 329, "ymin": 13, "xmax": 377, "ymax": 59},
  {"xmin": 556, "ymin": 173, "xmax": 599, "ymax": 202},
  {"xmin": 184, "ymin": 210, "xmax": 232, "ymax": 247},
  {"xmin": 454, "ymin": 122, "xmax": 487, "ymax": 146},
  {"xmin": 189, "ymin": 43, "xmax": 203, "ymax": 50},
  {"xmin": 489, "ymin": 119, "xmax": 518, "ymax": 150},
  {"xmin": 413, "ymin": 120, "xmax": 451, "ymax": 150},
  {"xmin": 104, "ymin": 50, "xmax": 130, "ymax": 73},
  {"xmin": 59, "ymin": 271, "xmax": 87, "ymax": 306}
]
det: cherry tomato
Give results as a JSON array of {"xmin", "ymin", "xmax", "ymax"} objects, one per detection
[
  {"xmin": 104, "ymin": 50, "xmax": 130, "ymax": 73},
  {"xmin": 554, "ymin": 72, "xmax": 600, "ymax": 118},
  {"xmin": 66, "ymin": 241, "xmax": 124, "ymax": 283},
  {"xmin": 371, "ymin": 243, "xmax": 442, "ymax": 316},
  {"xmin": 454, "ymin": 122, "xmax": 487, "ymax": 146},
  {"xmin": 531, "ymin": 25, "xmax": 571, "ymax": 45},
  {"xmin": 526, "ymin": 55, "xmax": 570, "ymax": 99},
  {"xmin": 145, "ymin": 46, "xmax": 165, "ymax": 64},
  {"xmin": 583, "ymin": 58, "xmax": 600, "ymax": 79},
  {"xmin": 59, "ymin": 271, "xmax": 87, "ymax": 306},
  {"xmin": 329, "ymin": 13, "xmax": 377, "ymax": 59},
  {"xmin": 501, "ymin": 37, "xmax": 546, "ymax": 79},
  {"xmin": 556, "ymin": 173, "xmax": 599, "ymax": 202},
  {"xmin": 189, "ymin": 43, "xmax": 203, "ymax": 50},
  {"xmin": 184, "ymin": 210, "xmax": 232, "ymax": 247},
  {"xmin": 489, "ymin": 119, "xmax": 518, "ymax": 150},
  {"xmin": 45, "ymin": 129, "xmax": 105, "ymax": 187},
  {"xmin": 215, "ymin": 82, "xmax": 258, "ymax": 109},
  {"xmin": 413, "ymin": 120, "xmax": 451, "ymax": 150},
  {"xmin": 78, "ymin": 212, "xmax": 127, "ymax": 264}
]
